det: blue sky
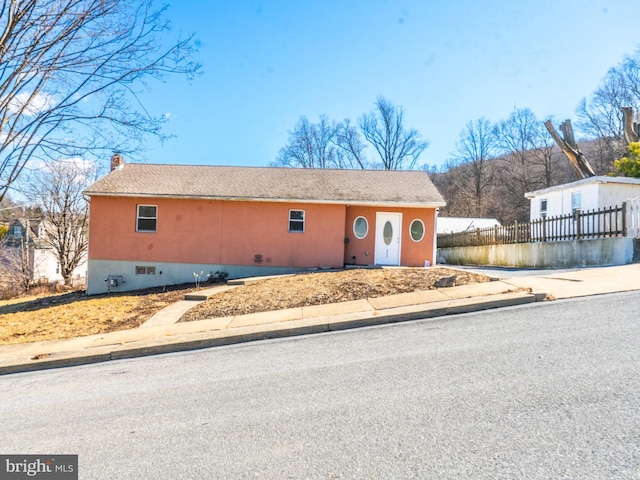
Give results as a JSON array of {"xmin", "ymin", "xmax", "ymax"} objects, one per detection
[{"xmin": 139, "ymin": 0, "xmax": 640, "ymax": 170}]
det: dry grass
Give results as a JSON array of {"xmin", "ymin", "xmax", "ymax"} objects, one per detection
[
  {"xmin": 0, "ymin": 286, "xmax": 196, "ymax": 346},
  {"xmin": 0, "ymin": 267, "xmax": 491, "ymax": 346},
  {"xmin": 181, "ymin": 267, "xmax": 490, "ymax": 322}
]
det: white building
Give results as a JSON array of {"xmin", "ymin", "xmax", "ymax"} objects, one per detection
[
  {"xmin": 526, "ymin": 176, "xmax": 640, "ymax": 221},
  {"xmin": 1, "ymin": 219, "xmax": 86, "ymax": 285}
]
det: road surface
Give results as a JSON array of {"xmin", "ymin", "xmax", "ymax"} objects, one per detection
[{"xmin": 2, "ymin": 292, "xmax": 640, "ymax": 479}]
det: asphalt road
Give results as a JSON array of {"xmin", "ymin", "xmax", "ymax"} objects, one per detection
[{"xmin": 2, "ymin": 292, "xmax": 640, "ymax": 479}]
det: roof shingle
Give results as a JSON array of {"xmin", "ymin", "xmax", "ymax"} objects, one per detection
[{"xmin": 84, "ymin": 164, "xmax": 445, "ymax": 207}]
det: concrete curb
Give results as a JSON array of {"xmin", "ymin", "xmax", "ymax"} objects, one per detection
[{"xmin": 0, "ymin": 290, "xmax": 543, "ymax": 375}]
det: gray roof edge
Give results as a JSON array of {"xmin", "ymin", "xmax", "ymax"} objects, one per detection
[{"xmin": 83, "ymin": 191, "xmax": 445, "ymax": 208}]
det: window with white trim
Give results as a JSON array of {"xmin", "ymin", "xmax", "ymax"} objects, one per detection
[
  {"xmin": 409, "ymin": 219, "xmax": 425, "ymax": 242},
  {"xmin": 289, "ymin": 210, "xmax": 305, "ymax": 232},
  {"xmin": 353, "ymin": 216, "xmax": 368, "ymax": 239},
  {"xmin": 540, "ymin": 199, "xmax": 548, "ymax": 218},
  {"xmin": 137, "ymin": 205, "xmax": 157, "ymax": 232},
  {"xmin": 571, "ymin": 192, "xmax": 582, "ymax": 215}
]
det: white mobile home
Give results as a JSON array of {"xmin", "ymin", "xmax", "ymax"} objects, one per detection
[{"xmin": 526, "ymin": 176, "xmax": 640, "ymax": 221}]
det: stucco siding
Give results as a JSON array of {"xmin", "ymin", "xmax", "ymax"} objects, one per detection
[
  {"xmin": 88, "ymin": 197, "xmax": 346, "ymax": 269},
  {"xmin": 344, "ymin": 206, "xmax": 437, "ymax": 267}
]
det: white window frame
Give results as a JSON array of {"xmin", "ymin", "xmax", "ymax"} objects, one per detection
[
  {"xmin": 353, "ymin": 216, "xmax": 368, "ymax": 239},
  {"xmin": 540, "ymin": 199, "xmax": 548, "ymax": 219},
  {"xmin": 137, "ymin": 205, "xmax": 157, "ymax": 232},
  {"xmin": 571, "ymin": 192, "xmax": 582, "ymax": 216},
  {"xmin": 409, "ymin": 219, "xmax": 425, "ymax": 242},
  {"xmin": 288, "ymin": 209, "xmax": 305, "ymax": 233}
]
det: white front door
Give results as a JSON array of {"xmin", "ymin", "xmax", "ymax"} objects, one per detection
[{"xmin": 374, "ymin": 213, "xmax": 402, "ymax": 265}]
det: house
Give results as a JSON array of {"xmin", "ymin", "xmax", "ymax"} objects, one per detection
[
  {"xmin": 0, "ymin": 218, "xmax": 86, "ymax": 284},
  {"xmin": 437, "ymin": 217, "xmax": 500, "ymax": 235},
  {"xmin": 83, "ymin": 162, "xmax": 445, "ymax": 295},
  {"xmin": 525, "ymin": 176, "xmax": 640, "ymax": 221}
]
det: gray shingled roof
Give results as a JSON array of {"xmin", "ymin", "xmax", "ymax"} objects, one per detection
[{"xmin": 84, "ymin": 164, "xmax": 445, "ymax": 207}]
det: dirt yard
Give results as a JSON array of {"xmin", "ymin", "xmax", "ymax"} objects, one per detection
[
  {"xmin": 180, "ymin": 267, "xmax": 490, "ymax": 322},
  {"xmin": 0, "ymin": 267, "xmax": 490, "ymax": 345},
  {"xmin": 0, "ymin": 286, "xmax": 195, "ymax": 345}
]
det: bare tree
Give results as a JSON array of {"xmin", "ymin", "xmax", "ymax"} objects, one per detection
[
  {"xmin": 23, "ymin": 159, "xmax": 97, "ymax": 285},
  {"xmin": 334, "ymin": 119, "xmax": 369, "ymax": 169},
  {"xmin": 575, "ymin": 49, "xmax": 640, "ymax": 165},
  {"xmin": 544, "ymin": 119, "xmax": 595, "ymax": 179},
  {"xmin": 431, "ymin": 161, "xmax": 477, "ymax": 218},
  {"xmin": 453, "ymin": 117, "xmax": 497, "ymax": 216},
  {"xmin": 359, "ymin": 97, "xmax": 428, "ymax": 170},
  {"xmin": 0, "ymin": 229, "xmax": 35, "ymax": 292},
  {"xmin": 0, "ymin": 0, "xmax": 199, "ymax": 201},
  {"xmin": 276, "ymin": 115, "xmax": 341, "ymax": 168},
  {"xmin": 494, "ymin": 108, "xmax": 548, "ymax": 221},
  {"xmin": 621, "ymin": 106, "xmax": 640, "ymax": 144},
  {"xmin": 529, "ymin": 117, "xmax": 561, "ymax": 187},
  {"xmin": 276, "ymin": 97, "xmax": 428, "ymax": 170}
]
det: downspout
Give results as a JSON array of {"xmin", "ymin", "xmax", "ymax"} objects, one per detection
[{"xmin": 432, "ymin": 208, "xmax": 439, "ymax": 266}]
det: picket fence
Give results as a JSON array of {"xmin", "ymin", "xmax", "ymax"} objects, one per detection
[{"xmin": 438, "ymin": 200, "xmax": 640, "ymax": 249}]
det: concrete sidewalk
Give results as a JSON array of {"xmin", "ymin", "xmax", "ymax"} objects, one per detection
[{"xmin": 1, "ymin": 264, "xmax": 639, "ymax": 375}]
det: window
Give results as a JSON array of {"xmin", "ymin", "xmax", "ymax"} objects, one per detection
[
  {"xmin": 353, "ymin": 216, "xmax": 368, "ymax": 239},
  {"xmin": 383, "ymin": 221, "xmax": 393, "ymax": 245},
  {"xmin": 571, "ymin": 192, "xmax": 582, "ymax": 215},
  {"xmin": 137, "ymin": 205, "xmax": 157, "ymax": 232},
  {"xmin": 13, "ymin": 225, "xmax": 22, "ymax": 237},
  {"xmin": 410, "ymin": 219, "xmax": 425, "ymax": 242},
  {"xmin": 540, "ymin": 199, "xmax": 548, "ymax": 219},
  {"xmin": 135, "ymin": 266, "xmax": 156, "ymax": 275},
  {"xmin": 289, "ymin": 210, "xmax": 304, "ymax": 232}
]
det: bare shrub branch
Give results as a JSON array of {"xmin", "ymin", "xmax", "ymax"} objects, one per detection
[{"xmin": 0, "ymin": 0, "xmax": 200, "ymax": 200}]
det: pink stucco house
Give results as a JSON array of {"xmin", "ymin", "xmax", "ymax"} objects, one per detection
[{"xmin": 83, "ymin": 161, "xmax": 445, "ymax": 294}]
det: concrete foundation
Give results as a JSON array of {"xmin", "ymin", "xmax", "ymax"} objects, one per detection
[
  {"xmin": 437, "ymin": 237, "xmax": 636, "ymax": 268},
  {"xmin": 86, "ymin": 259, "xmax": 307, "ymax": 295}
]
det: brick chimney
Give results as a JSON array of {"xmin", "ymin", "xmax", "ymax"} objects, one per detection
[{"xmin": 110, "ymin": 152, "xmax": 123, "ymax": 171}]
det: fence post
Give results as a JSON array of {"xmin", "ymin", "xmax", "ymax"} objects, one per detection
[
  {"xmin": 631, "ymin": 198, "xmax": 640, "ymax": 238},
  {"xmin": 622, "ymin": 201, "xmax": 627, "ymax": 237},
  {"xmin": 575, "ymin": 210, "xmax": 582, "ymax": 240}
]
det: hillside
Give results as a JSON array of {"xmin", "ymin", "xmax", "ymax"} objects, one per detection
[{"xmin": 432, "ymin": 137, "xmax": 622, "ymax": 224}]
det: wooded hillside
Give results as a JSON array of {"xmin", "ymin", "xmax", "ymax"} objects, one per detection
[{"xmin": 431, "ymin": 137, "xmax": 621, "ymax": 224}]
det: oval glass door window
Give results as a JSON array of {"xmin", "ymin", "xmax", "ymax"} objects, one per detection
[{"xmin": 383, "ymin": 221, "xmax": 393, "ymax": 245}]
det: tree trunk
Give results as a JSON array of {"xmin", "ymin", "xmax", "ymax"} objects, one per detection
[
  {"xmin": 544, "ymin": 120, "xmax": 596, "ymax": 178},
  {"xmin": 621, "ymin": 106, "xmax": 640, "ymax": 145}
]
